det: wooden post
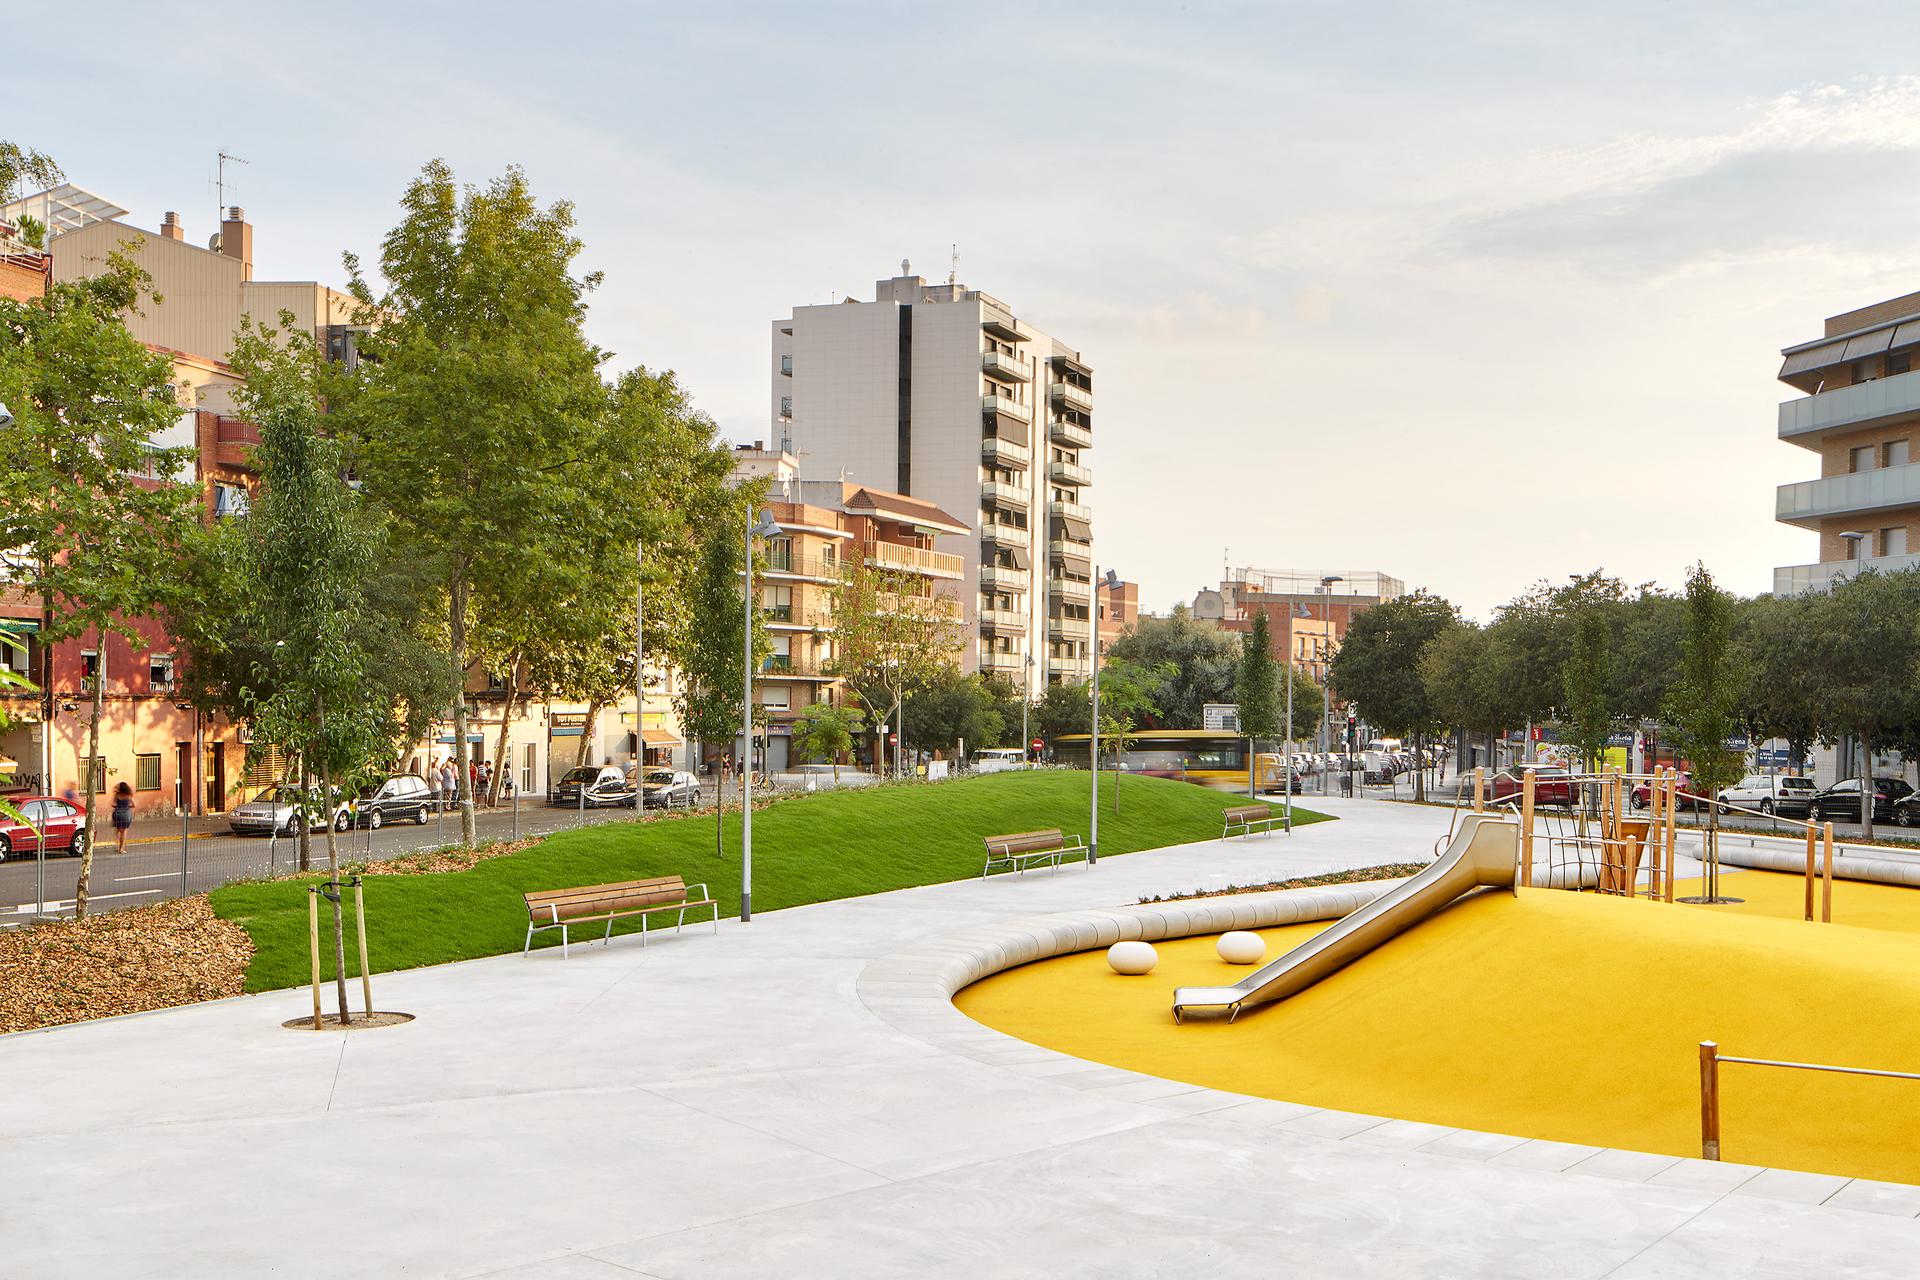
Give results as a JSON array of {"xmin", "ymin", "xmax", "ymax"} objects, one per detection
[
  {"xmin": 1663, "ymin": 769, "xmax": 1678, "ymax": 904},
  {"xmin": 1473, "ymin": 766, "xmax": 1485, "ymax": 814},
  {"xmin": 354, "ymin": 878, "xmax": 374, "ymax": 1017},
  {"xmin": 1699, "ymin": 1040, "xmax": 1721, "ymax": 1161},
  {"xmin": 1520, "ymin": 767, "xmax": 1535, "ymax": 888},
  {"xmin": 1804, "ymin": 823, "xmax": 1817, "ymax": 922},
  {"xmin": 307, "ymin": 888, "xmax": 323, "ymax": 1031},
  {"xmin": 1823, "ymin": 822, "xmax": 1835, "ymax": 924}
]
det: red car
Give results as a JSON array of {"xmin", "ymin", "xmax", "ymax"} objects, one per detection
[
  {"xmin": 1487, "ymin": 768, "xmax": 1579, "ymax": 808},
  {"xmin": 0, "ymin": 795, "xmax": 90, "ymax": 861},
  {"xmin": 1631, "ymin": 773, "xmax": 1710, "ymax": 811}
]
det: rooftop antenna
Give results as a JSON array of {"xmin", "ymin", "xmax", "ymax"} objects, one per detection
[
  {"xmin": 216, "ymin": 150, "xmax": 249, "ymax": 220},
  {"xmin": 949, "ymin": 243, "xmax": 958, "ymax": 286},
  {"xmin": 901, "ymin": 257, "xmax": 911, "ymax": 276}
]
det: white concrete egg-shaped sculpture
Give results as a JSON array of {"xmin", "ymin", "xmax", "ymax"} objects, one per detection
[
  {"xmin": 1106, "ymin": 941, "xmax": 1158, "ymax": 975},
  {"xmin": 1216, "ymin": 931, "xmax": 1266, "ymax": 965}
]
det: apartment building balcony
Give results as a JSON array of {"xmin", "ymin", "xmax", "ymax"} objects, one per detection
[
  {"xmin": 1777, "ymin": 463, "xmax": 1920, "ymax": 528},
  {"xmin": 979, "ymin": 564, "xmax": 1030, "ymax": 592},
  {"xmin": 1779, "ymin": 366, "xmax": 1920, "ymax": 447},
  {"xmin": 980, "ymin": 651, "xmax": 1024, "ymax": 676},
  {"xmin": 1775, "ymin": 552, "xmax": 1920, "ymax": 596},
  {"xmin": 1050, "ymin": 381, "xmax": 1093, "ymax": 413},
  {"xmin": 762, "ymin": 604, "xmax": 832, "ymax": 631},
  {"xmin": 978, "ymin": 606, "xmax": 1025, "ymax": 634},
  {"xmin": 1048, "ymin": 574, "xmax": 1092, "ymax": 601},
  {"xmin": 982, "ymin": 523, "xmax": 1031, "ymax": 550},
  {"xmin": 861, "ymin": 540, "xmax": 964, "ymax": 580},
  {"xmin": 1047, "ymin": 615, "xmax": 1090, "ymax": 641},
  {"xmin": 1047, "ymin": 655, "xmax": 1091, "ymax": 678},
  {"xmin": 981, "ymin": 481, "xmax": 1029, "ymax": 511},
  {"xmin": 981, "ymin": 435, "xmax": 1031, "ymax": 470},
  {"xmin": 1049, "ymin": 418, "xmax": 1093, "ymax": 448},
  {"xmin": 1047, "ymin": 459, "xmax": 1091, "ymax": 487},
  {"xmin": 981, "ymin": 393, "xmax": 1032, "ymax": 424},
  {"xmin": 874, "ymin": 590, "xmax": 963, "ymax": 621},
  {"xmin": 982, "ymin": 313, "xmax": 1025, "ymax": 343},
  {"xmin": 763, "ymin": 551, "xmax": 843, "ymax": 583},
  {"xmin": 758, "ymin": 654, "xmax": 837, "ymax": 681},
  {"xmin": 1048, "ymin": 499, "xmax": 1091, "ymax": 523},
  {"xmin": 981, "ymin": 350, "xmax": 1033, "ymax": 383}
]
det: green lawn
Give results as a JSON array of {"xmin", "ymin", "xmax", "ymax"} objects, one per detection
[{"xmin": 211, "ymin": 771, "xmax": 1331, "ymax": 992}]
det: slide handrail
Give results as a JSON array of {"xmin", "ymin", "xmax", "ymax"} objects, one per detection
[{"xmin": 1697, "ymin": 1039, "xmax": 1920, "ymax": 1161}]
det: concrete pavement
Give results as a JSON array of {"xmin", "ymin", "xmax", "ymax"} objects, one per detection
[{"xmin": 1, "ymin": 797, "xmax": 1915, "ymax": 1277}]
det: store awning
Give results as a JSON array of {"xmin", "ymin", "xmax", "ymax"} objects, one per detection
[
  {"xmin": 435, "ymin": 732, "xmax": 486, "ymax": 744},
  {"xmin": 0, "ymin": 617, "xmax": 40, "ymax": 635},
  {"xmin": 642, "ymin": 729, "xmax": 682, "ymax": 746}
]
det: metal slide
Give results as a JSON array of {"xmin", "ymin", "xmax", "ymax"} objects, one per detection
[{"xmin": 1172, "ymin": 813, "xmax": 1520, "ymax": 1022}]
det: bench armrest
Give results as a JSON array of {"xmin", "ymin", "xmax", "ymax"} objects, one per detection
[{"xmin": 685, "ymin": 883, "xmax": 711, "ymax": 902}]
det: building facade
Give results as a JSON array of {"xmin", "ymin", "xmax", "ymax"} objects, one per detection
[
  {"xmin": 1195, "ymin": 567, "xmax": 1403, "ymax": 679},
  {"xmin": 1097, "ymin": 578, "xmax": 1139, "ymax": 652},
  {"xmin": 770, "ymin": 267, "xmax": 1094, "ymax": 697},
  {"xmin": 1774, "ymin": 288, "xmax": 1920, "ymax": 595}
]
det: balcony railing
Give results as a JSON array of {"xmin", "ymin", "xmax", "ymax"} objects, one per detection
[
  {"xmin": 981, "ymin": 481, "xmax": 1029, "ymax": 510},
  {"xmin": 978, "ymin": 606, "xmax": 1025, "ymax": 630},
  {"xmin": 1048, "ymin": 499, "xmax": 1091, "ymax": 523},
  {"xmin": 981, "ymin": 350, "xmax": 1033, "ymax": 383},
  {"xmin": 1049, "ymin": 537, "xmax": 1091, "ymax": 560},
  {"xmin": 763, "ymin": 551, "xmax": 844, "ymax": 581},
  {"xmin": 982, "ymin": 393, "xmax": 1032, "ymax": 423},
  {"xmin": 1779, "ymin": 366, "xmax": 1920, "ymax": 444},
  {"xmin": 980, "ymin": 565, "xmax": 1030, "ymax": 592},
  {"xmin": 1774, "ymin": 552, "xmax": 1920, "ymax": 596},
  {"xmin": 982, "ymin": 523, "xmax": 1031, "ymax": 549},
  {"xmin": 980, "ymin": 652, "xmax": 1024, "ymax": 674},
  {"xmin": 779, "ymin": 354, "xmax": 793, "ymax": 376},
  {"xmin": 759, "ymin": 654, "xmax": 835, "ymax": 679},
  {"xmin": 761, "ymin": 604, "xmax": 832, "ymax": 629},
  {"xmin": 1049, "ymin": 419, "xmax": 1093, "ymax": 448},
  {"xmin": 1776, "ymin": 462, "xmax": 1920, "ymax": 528},
  {"xmin": 1048, "ymin": 575, "xmax": 1092, "ymax": 600},
  {"xmin": 1048, "ymin": 459, "xmax": 1091, "ymax": 487},
  {"xmin": 1047, "ymin": 655, "xmax": 1091, "ymax": 677},
  {"xmin": 982, "ymin": 436, "xmax": 1031, "ymax": 469},
  {"xmin": 1047, "ymin": 615, "xmax": 1090, "ymax": 639},
  {"xmin": 1050, "ymin": 381, "xmax": 1093, "ymax": 412},
  {"xmin": 861, "ymin": 540, "xmax": 964, "ymax": 579}
]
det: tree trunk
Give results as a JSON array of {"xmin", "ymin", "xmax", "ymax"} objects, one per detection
[
  {"xmin": 295, "ymin": 752, "xmax": 310, "ymax": 873},
  {"xmin": 714, "ymin": 753, "xmax": 725, "ymax": 860},
  {"xmin": 487, "ymin": 663, "xmax": 521, "ymax": 807},
  {"xmin": 317, "ymin": 697, "xmax": 351, "ymax": 1024},
  {"xmin": 73, "ymin": 635, "xmax": 106, "ymax": 918},
  {"xmin": 1412, "ymin": 729, "xmax": 1426, "ymax": 803},
  {"xmin": 573, "ymin": 699, "xmax": 604, "ymax": 770},
  {"xmin": 449, "ymin": 572, "xmax": 475, "ymax": 846}
]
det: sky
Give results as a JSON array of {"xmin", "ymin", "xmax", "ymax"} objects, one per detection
[{"xmin": 14, "ymin": 1, "xmax": 1920, "ymax": 620}]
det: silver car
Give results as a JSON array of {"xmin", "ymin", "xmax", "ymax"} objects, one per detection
[{"xmin": 228, "ymin": 787, "xmax": 330, "ymax": 837}]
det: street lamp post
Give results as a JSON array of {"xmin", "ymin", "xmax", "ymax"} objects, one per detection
[
  {"xmin": 1022, "ymin": 653, "xmax": 1035, "ymax": 764},
  {"xmin": 741, "ymin": 506, "xmax": 780, "ymax": 923},
  {"xmin": 1090, "ymin": 566, "xmax": 1119, "ymax": 864},
  {"xmin": 1319, "ymin": 575, "xmax": 1342, "ymax": 793}
]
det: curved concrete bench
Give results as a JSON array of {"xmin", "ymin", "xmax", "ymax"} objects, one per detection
[{"xmin": 1718, "ymin": 843, "xmax": 1920, "ymax": 888}]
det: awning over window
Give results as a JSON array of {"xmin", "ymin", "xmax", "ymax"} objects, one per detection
[
  {"xmin": 1843, "ymin": 329, "xmax": 1895, "ymax": 361},
  {"xmin": 1006, "ymin": 547, "xmax": 1031, "ymax": 571},
  {"xmin": 989, "ymin": 413, "xmax": 1029, "ymax": 445},
  {"xmin": 1778, "ymin": 339, "xmax": 1848, "ymax": 379},
  {"xmin": 1057, "ymin": 515, "xmax": 1092, "ymax": 542},
  {"xmin": 0, "ymin": 618, "xmax": 41, "ymax": 635},
  {"xmin": 642, "ymin": 728, "xmax": 682, "ymax": 746}
]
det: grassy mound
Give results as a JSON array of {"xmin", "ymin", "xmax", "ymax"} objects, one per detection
[{"xmin": 213, "ymin": 770, "xmax": 1331, "ymax": 991}]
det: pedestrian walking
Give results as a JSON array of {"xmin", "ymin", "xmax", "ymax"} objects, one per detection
[{"xmin": 111, "ymin": 781, "xmax": 134, "ymax": 853}]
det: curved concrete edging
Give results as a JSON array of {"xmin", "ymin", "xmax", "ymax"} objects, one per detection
[{"xmin": 856, "ymin": 872, "xmax": 1898, "ymax": 1203}]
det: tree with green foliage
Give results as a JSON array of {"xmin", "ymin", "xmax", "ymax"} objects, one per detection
[
  {"xmin": 669, "ymin": 515, "xmax": 769, "ymax": 860},
  {"xmin": 1662, "ymin": 564, "xmax": 1747, "ymax": 896},
  {"xmin": 1095, "ymin": 657, "xmax": 1170, "ymax": 812},
  {"xmin": 0, "ymin": 249, "xmax": 202, "ymax": 916},
  {"xmin": 1559, "ymin": 604, "xmax": 1613, "ymax": 783},
  {"xmin": 1799, "ymin": 569, "xmax": 1920, "ymax": 844},
  {"xmin": 902, "ymin": 669, "xmax": 1008, "ymax": 759},
  {"xmin": 333, "ymin": 161, "xmax": 623, "ymax": 846},
  {"xmin": 1737, "ymin": 592, "xmax": 1821, "ymax": 766},
  {"xmin": 1327, "ymin": 590, "xmax": 1457, "ymax": 800},
  {"xmin": 789, "ymin": 702, "xmax": 863, "ymax": 780},
  {"xmin": 0, "ymin": 140, "xmax": 61, "ymax": 206},
  {"xmin": 1234, "ymin": 609, "xmax": 1279, "ymax": 796},
  {"xmin": 826, "ymin": 560, "xmax": 964, "ymax": 776},
  {"xmin": 1031, "ymin": 681, "xmax": 1090, "ymax": 747},
  {"xmin": 1103, "ymin": 606, "xmax": 1240, "ymax": 727}
]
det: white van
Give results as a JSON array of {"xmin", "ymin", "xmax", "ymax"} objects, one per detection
[{"xmin": 974, "ymin": 748, "xmax": 1028, "ymax": 774}]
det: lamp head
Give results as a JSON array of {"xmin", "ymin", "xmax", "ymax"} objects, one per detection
[
  {"xmin": 0, "ymin": 402, "xmax": 12, "ymax": 429},
  {"xmin": 1101, "ymin": 568, "xmax": 1120, "ymax": 591},
  {"xmin": 750, "ymin": 508, "xmax": 781, "ymax": 539}
]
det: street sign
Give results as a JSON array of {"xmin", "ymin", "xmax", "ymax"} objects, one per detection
[
  {"xmin": 888, "ymin": 732, "xmax": 898, "ymax": 743},
  {"xmin": 1030, "ymin": 738, "xmax": 1042, "ymax": 750}
]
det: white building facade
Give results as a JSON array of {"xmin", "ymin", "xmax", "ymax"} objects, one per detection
[{"xmin": 771, "ymin": 269, "xmax": 1095, "ymax": 697}]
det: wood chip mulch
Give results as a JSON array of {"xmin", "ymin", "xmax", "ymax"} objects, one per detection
[
  {"xmin": 1139, "ymin": 863, "xmax": 1429, "ymax": 904},
  {"xmin": 0, "ymin": 896, "xmax": 252, "ymax": 1036}
]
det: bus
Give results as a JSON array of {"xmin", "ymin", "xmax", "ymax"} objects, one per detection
[{"xmin": 1052, "ymin": 729, "xmax": 1289, "ymax": 792}]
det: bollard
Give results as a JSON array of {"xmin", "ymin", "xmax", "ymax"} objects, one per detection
[
  {"xmin": 512, "ymin": 784, "xmax": 520, "ymax": 841},
  {"xmin": 1823, "ymin": 822, "xmax": 1835, "ymax": 923},
  {"xmin": 353, "ymin": 877, "xmax": 373, "ymax": 1017},
  {"xmin": 1699, "ymin": 1041, "xmax": 1721, "ymax": 1160},
  {"xmin": 180, "ymin": 804, "xmax": 190, "ymax": 899},
  {"xmin": 307, "ymin": 888, "xmax": 323, "ymax": 1031},
  {"xmin": 1804, "ymin": 823, "xmax": 1817, "ymax": 922}
]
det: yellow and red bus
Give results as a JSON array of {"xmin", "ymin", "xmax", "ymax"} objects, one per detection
[{"xmin": 1052, "ymin": 729, "xmax": 1288, "ymax": 792}]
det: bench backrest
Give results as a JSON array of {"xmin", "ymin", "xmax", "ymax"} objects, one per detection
[
  {"xmin": 1223, "ymin": 805, "xmax": 1270, "ymax": 822},
  {"xmin": 984, "ymin": 829, "xmax": 1065, "ymax": 855},
  {"xmin": 526, "ymin": 875, "xmax": 688, "ymax": 922}
]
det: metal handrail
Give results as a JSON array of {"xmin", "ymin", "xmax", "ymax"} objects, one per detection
[{"xmin": 1698, "ymin": 1039, "xmax": 1920, "ymax": 1161}]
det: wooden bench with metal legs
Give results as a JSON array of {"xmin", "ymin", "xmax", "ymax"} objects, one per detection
[
  {"xmin": 1222, "ymin": 804, "xmax": 1279, "ymax": 839},
  {"xmin": 522, "ymin": 875, "xmax": 717, "ymax": 958},
  {"xmin": 981, "ymin": 828, "xmax": 1086, "ymax": 879}
]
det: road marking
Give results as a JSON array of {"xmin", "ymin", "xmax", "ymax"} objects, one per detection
[{"xmin": 113, "ymin": 871, "xmax": 194, "ymax": 882}]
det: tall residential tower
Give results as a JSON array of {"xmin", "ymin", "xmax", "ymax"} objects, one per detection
[{"xmin": 771, "ymin": 268, "xmax": 1095, "ymax": 695}]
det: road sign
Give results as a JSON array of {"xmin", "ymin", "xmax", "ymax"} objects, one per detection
[
  {"xmin": 1031, "ymin": 738, "xmax": 1043, "ymax": 750},
  {"xmin": 888, "ymin": 732, "xmax": 898, "ymax": 744}
]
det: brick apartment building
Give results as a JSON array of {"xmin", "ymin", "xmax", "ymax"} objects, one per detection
[{"xmin": 1193, "ymin": 567, "xmax": 1403, "ymax": 685}]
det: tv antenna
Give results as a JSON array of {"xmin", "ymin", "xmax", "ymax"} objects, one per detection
[
  {"xmin": 216, "ymin": 150, "xmax": 249, "ymax": 216},
  {"xmin": 949, "ymin": 243, "xmax": 959, "ymax": 286}
]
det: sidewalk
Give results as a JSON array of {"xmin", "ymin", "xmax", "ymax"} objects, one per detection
[{"xmin": 1, "ymin": 798, "xmax": 1912, "ymax": 1277}]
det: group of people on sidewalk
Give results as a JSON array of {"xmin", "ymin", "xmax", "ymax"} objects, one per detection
[{"xmin": 428, "ymin": 757, "xmax": 513, "ymax": 810}]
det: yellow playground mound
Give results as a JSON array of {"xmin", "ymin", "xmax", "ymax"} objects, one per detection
[{"xmin": 956, "ymin": 870, "xmax": 1920, "ymax": 1183}]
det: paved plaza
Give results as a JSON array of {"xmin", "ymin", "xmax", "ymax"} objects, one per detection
[{"xmin": 3, "ymin": 798, "xmax": 1918, "ymax": 1278}]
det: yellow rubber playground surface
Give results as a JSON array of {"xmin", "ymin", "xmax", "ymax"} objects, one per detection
[{"xmin": 957, "ymin": 869, "xmax": 1920, "ymax": 1183}]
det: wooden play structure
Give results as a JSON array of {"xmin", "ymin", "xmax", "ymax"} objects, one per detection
[{"xmin": 1465, "ymin": 765, "xmax": 1836, "ymax": 921}]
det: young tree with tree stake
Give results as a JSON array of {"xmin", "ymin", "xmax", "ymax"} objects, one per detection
[
  {"xmin": 1094, "ymin": 657, "xmax": 1170, "ymax": 812},
  {"xmin": 1235, "ymin": 609, "xmax": 1279, "ymax": 797},
  {"xmin": 0, "ymin": 250, "xmax": 201, "ymax": 916},
  {"xmin": 826, "ymin": 560, "xmax": 963, "ymax": 777},
  {"xmin": 789, "ymin": 702, "xmax": 863, "ymax": 781},
  {"xmin": 1662, "ymin": 564, "xmax": 1746, "ymax": 900}
]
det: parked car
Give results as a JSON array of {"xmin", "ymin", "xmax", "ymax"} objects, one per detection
[
  {"xmin": 1892, "ymin": 793, "xmax": 1920, "ymax": 828},
  {"xmin": 0, "ymin": 796, "xmax": 87, "ymax": 862},
  {"xmin": 1488, "ymin": 767, "xmax": 1578, "ymax": 809},
  {"xmin": 1716, "ymin": 774, "xmax": 1817, "ymax": 818},
  {"xmin": 229, "ymin": 786, "xmax": 331, "ymax": 837},
  {"xmin": 973, "ymin": 748, "xmax": 1028, "ymax": 774},
  {"xmin": 550, "ymin": 765, "xmax": 636, "ymax": 809},
  {"xmin": 1630, "ymin": 772, "xmax": 1711, "ymax": 811},
  {"xmin": 1809, "ymin": 777, "xmax": 1915, "ymax": 825},
  {"xmin": 641, "ymin": 769, "xmax": 702, "ymax": 808},
  {"xmin": 333, "ymin": 774, "xmax": 436, "ymax": 830}
]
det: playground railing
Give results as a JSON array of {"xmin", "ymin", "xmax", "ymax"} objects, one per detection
[{"xmin": 1697, "ymin": 1039, "xmax": 1920, "ymax": 1161}]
